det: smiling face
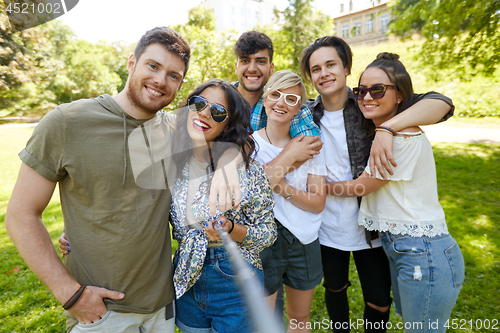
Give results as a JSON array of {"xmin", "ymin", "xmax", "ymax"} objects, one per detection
[
  {"xmin": 358, "ymin": 67, "xmax": 402, "ymax": 126},
  {"xmin": 126, "ymin": 43, "xmax": 185, "ymax": 117},
  {"xmin": 235, "ymin": 49, "xmax": 274, "ymax": 93},
  {"xmin": 263, "ymin": 85, "xmax": 302, "ymax": 125},
  {"xmin": 187, "ymin": 86, "xmax": 229, "ymax": 146},
  {"xmin": 309, "ymin": 46, "xmax": 349, "ymax": 102}
]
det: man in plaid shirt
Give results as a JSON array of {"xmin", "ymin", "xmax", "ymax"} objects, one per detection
[{"xmin": 233, "ymin": 31, "xmax": 321, "ymax": 138}]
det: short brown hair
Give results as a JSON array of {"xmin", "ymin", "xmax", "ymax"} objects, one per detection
[
  {"xmin": 134, "ymin": 27, "xmax": 191, "ymax": 76},
  {"xmin": 300, "ymin": 36, "xmax": 352, "ymax": 80},
  {"xmin": 234, "ymin": 31, "xmax": 274, "ymax": 63}
]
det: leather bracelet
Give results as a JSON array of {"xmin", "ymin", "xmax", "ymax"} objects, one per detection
[
  {"xmin": 228, "ymin": 220, "xmax": 235, "ymax": 234},
  {"xmin": 375, "ymin": 128, "xmax": 393, "ymax": 136},
  {"xmin": 375, "ymin": 126, "xmax": 395, "ymax": 136},
  {"xmin": 63, "ymin": 285, "xmax": 86, "ymax": 310}
]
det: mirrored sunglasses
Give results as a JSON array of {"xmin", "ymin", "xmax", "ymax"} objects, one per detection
[
  {"xmin": 267, "ymin": 90, "xmax": 301, "ymax": 107},
  {"xmin": 353, "ymin": 84, "xmax": 395, "ymax": 100},
  {"xmin": 187, "ymin": 95, "xmax": 228, "ymax": 123}
]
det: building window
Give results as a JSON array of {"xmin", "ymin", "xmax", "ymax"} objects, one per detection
[
  {"xmin": 340, "ymin": 3, "xmax": 344, "ymax": 13},
  {"xmin": 380, "ymin": 14, "xmax": 389, "ymax": 33},
  {"xmin": 366, "ymin": 18, "xmax": 374, "ymax": 33},
  {"xmin": 352, "ymin": 21, "xmax": 361, "ymax": 36},
  {"xmin": 342, "ymin": 24, "xmax": 349, "ymax": 38},
  {"xmin": 349, "ymin": 0, "xmax": 353, "ymax": 11}
]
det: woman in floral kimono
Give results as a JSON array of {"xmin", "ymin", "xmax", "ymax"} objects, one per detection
[{"xmin": 169, "ymin": 79, "xmax": 276, "ymax": 333}]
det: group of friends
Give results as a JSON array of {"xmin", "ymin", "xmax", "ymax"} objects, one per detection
[{"xmin": 5, "ymin": 27, "xmax": 465, "ymax": 333}]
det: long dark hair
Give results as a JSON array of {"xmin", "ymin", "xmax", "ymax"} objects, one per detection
[
  {"xmin": 173, "ymin": 79, "xmax": 255, "ymax": 176},
  {"xmin": 360, "ymin": 52, "xmax": 415, "ymax": 117}
]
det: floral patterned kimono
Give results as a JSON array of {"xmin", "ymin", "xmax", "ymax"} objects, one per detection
[{"xmin": 170, "ymin": 160, "xmax": 276, "ymax": 298}]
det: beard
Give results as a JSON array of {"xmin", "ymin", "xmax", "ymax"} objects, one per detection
[
  {"xmin": 239, "ymin": 79, "xmax": 266, "ymax": 93},
  {"xmin": 127, "ymin": 72, "xmax": 171, "ymax": 115}
]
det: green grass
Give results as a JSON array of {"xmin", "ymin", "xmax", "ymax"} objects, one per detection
[{"xmin": 1, "ymin": 126, "xmax": 499, "ymax": 332}]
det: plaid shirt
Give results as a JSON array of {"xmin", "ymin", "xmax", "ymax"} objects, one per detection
[{"xmin": 234, "ymin": 82, "xmax": 320, "ymax": 137}]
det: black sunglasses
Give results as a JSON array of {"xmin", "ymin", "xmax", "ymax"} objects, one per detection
[
  {"xmin": 353, "ymin": 84, "xmax": 395, "ymax": 100},
  {"xmin": 187, "ymin": 95, "xmax": 228, "ymax": 123}
]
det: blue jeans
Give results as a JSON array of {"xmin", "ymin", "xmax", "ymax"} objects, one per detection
[
  {"xmin": 174, "ymin": 246, "xmax": 263, "ymax": 333},
  {"xmin": 380, "ymin": 232, "xmax": 464, "ymax": 333}
]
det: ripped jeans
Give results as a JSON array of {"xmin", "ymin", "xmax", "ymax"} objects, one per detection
[{"xmin": 380, "ymin": 232, "xmax": 464, "ymax": 333}]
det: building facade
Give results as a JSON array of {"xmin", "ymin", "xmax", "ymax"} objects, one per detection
[
  {"xmin": 333, "ymin": 0, "xmax": 391, "ymax": 45},
  {"xmin": 195, "ymin": 0, "xmax": 275, "ymax": 32}
]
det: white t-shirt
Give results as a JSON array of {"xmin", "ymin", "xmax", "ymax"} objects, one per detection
[
  {"xmin": 319, "ymin": 109, "xmax": 382, "ymax": 250},
  {"xmin": 359, "ymin": 132, "xmax": 448, "ymax": 237},
  {"xmin": 253, "ymin": 132, "xmax": 326, "ymax": 245}
]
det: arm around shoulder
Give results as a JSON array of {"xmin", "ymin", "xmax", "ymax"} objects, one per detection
[
  {"xmin": 383, "ymin": 92, "xmax": 453, "ymax": 131},
  {"xmin": 369, "ymin": 92, "xmax": 453, "ymax": 179}
]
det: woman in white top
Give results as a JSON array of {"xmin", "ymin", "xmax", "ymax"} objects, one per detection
[
  {"xmin": 254, "ymin": 70, "xmax": 327, "ymax": 332},
  {"xmin": 330, "ymin": 53, "xmax": 464, "ymax": 332}
]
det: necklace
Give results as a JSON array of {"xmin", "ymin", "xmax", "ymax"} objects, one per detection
[{"xmin": 264, "ymin": 126, "xmax": 272, "ymax": 145}]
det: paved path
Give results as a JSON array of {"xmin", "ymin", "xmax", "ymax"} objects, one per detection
[
  {"xmin": 421, "ymin": 123, "xmax": 500, "ymax": 143},
  {"xmin": 2, "ymin": 122, "xmax": 499, "ymax": 143}
]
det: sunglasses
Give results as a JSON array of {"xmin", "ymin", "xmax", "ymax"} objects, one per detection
[
  {"xmin": 187, "ymin": 95, "xmax": 228, "ymax": 123},
  {"xmin": 353, "ymin": 84, "xmax": 395, "ymax": 100},
  {"xmin": 267, "ymin": 90, "xmax": 301, "ymax": 107}
]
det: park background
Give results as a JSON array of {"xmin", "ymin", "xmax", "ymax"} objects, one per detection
[{"xmin": 1, "ymin": 0, "xmax": 499, "ymax": 331}]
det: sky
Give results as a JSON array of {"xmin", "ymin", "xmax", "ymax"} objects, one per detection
[{"xmin": 59, "ymin": 0, "xmax": 346, "ymax": 44}]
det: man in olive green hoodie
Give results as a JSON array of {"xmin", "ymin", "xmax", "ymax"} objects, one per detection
[{"xmin": 5, "ymin": 27, "xmax": 208, "ymax": 333}]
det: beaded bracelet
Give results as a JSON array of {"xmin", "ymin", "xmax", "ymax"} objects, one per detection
[
  {"xmin": 375, "ymin": 126, "xmax": 396, "ymax": 136},
  {"xmin": 63, "ymin": 285, "xmax": 87, "ymax": 310},
  {"xmin": 284, "ymin": 187, "xmax": 294, "ymax": 200}
]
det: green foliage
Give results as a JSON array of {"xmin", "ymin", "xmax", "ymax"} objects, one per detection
[
  {"xmin": 347, "ymin": 38, "xmax": 500, "ymax": 118},
  {"xmin": 0, "ymin": 16, "xmax": 131, "ymax": 118},
  {"xmin": 389, "ymin": 0, "xmax": 500, "ymax": 77},
  {"xmin": 258, "ymin": 0, "xmax": 334, "ymax": 98},
  {"xmin": 168, "ymin": 7, "xmax": 238, "ymax": 110},
  {"xmin": 275, "ymin": 0, "xmax": 334, "ymax": 71}
]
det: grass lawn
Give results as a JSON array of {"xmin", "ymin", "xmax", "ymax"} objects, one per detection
[{"xmin": 1, "ymin": 125, "xmax": 499, "ymax": 332}]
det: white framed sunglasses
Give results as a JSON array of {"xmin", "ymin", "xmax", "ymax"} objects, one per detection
[{"xmin": 267, "ymin": 90, "xmax": 301, "ymax": 107}]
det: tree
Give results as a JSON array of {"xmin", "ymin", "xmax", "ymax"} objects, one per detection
[
  {"xmin": 272, "ymin": 0, "xmax": 334, "ymax": 72},
  {"xmin": 169, "ymin": 6, "xmax": 238, "ymax": 110},
  {"xmin": 257, "ymin": 0, "xmax": 333, "ymax": 98},
  {"xmin": 1, "ymin": 0, "xmax": 56, "ymax": 116},
  {"xmin": 389, "ymin": 0, "xmax": 500, "ymax": 77},
  {"xmin": 0, "ymin": 16, "xmax": 129, "ymax": 118}
]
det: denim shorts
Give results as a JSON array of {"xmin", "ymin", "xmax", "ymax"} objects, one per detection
[
  {"xmin": 174, "ymin": 246, "xmax": 263, "ymax": 333},
  {"xmin": 260, "ymin": 220, "xmax": 323, "ymax": 295},
  {"xmin": 380, "ymin": 232, "xmax": 464, "ymax": 333}
]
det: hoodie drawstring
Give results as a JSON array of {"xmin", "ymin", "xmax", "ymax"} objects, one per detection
[
  {"xmin": 122, "ymin": 114, "xmax": 128, "ymax": 187},
  {"xmin": 141, "ymin": 124, "xmax": 157, "ymax": 199}
]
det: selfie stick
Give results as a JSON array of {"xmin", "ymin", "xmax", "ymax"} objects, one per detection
[{"xmin": 215, "ymin": 224, "xmax": 284, "ymax": 333}]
